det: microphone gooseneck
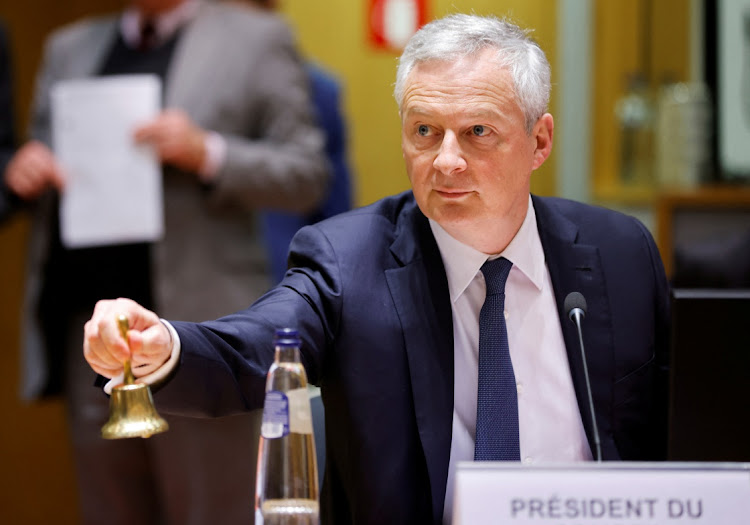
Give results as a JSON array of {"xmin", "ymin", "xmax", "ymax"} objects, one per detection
[{"xmin": 564, "ymin": 291, "xmax": 602, "ymax": 462}]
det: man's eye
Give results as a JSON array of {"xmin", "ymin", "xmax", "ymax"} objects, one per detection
[
  {"xmin": 472, "ymin": 125, "xmax": 487, "ymax": 136},
  {"xmin": 417, "ymin": 125, "xmax": 430, "ymax": 136}
]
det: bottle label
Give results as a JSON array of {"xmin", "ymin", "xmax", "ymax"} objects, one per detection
[
  {"xmin": 287, "ymin": 388, "xmax": 313, "ymax": 435},
  {"xmin": 261, "ymin": 390, "xmax": 290, "ymax": 439}
]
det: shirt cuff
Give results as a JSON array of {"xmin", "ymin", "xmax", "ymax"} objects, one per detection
[
  {"xmin": 104, "ymin": 319, "xmax": 182, "ymax": 395},
  {"xmin": 198, "ymin": 131, "xmax": 227, "ymax": 182}
]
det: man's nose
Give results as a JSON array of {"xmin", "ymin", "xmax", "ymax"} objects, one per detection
[{"xmin": 433, "ymin": 131, "xmax": 467, "ymax": 175}]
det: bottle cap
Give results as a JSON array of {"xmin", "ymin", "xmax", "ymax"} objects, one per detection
[{"xmin": 274, "ymin": 328, "xmax": 300, "ymax": 346}]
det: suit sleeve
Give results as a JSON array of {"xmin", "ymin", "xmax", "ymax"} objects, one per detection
[
  {"xmin": 207, "ymin": 18, "xmax": 329, "ymax": 214},
  {"xmin": 152, "ymin": 222, "xmax": 341, "ymax": 418},
  {"xmin": 27, "ymin": 25, "xmax": 66, "ymax": 146},
  {"xmin": 638, "ymin": 218, "xmax": 671, "ymax": 460}
]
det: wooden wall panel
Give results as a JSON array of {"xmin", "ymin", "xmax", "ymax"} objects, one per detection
[{"xmin": 1, "ymin": 3, "xmax": 122, "ymax": 523}]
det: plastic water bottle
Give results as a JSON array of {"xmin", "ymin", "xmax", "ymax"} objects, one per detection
[{"xmin": 255, "ymin": 328, "xmax": 319, "ymax": 525}]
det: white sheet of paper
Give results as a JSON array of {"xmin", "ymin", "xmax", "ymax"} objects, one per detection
[{"xmin": 53, "ymin": 75, "xmax": 164, "ymax": 248}]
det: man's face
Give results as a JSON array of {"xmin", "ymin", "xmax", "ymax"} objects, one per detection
[{"xmin": 400, "ymin": 48, "xmax": 552, "ymax": 250}]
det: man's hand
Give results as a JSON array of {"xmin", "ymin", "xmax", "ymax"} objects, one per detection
[
  {"xmin": 84, "ymin": 298, "xmax": 172, "ymax": 380},
  {"xmin": 4, "ymin": 141, "xmax": 65, "ymax": 200},
  {"xmin": 134, "ymin": 109, "xmax": 207, "ymax": 174}
]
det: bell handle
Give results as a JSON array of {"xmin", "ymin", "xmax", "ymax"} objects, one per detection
[{"xmin": 117, "ymin": 314, "xmax": 135, "ymax": 385}]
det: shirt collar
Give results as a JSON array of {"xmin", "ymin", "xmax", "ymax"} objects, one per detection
[
  {"xmin": 121, "ymin": 0, "xmax": 201, "ymax": 49},
  {"xmin": 429, "ymin": 195, "xmax": 546, "ymax": 303}
]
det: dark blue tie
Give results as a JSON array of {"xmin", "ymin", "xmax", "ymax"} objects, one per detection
[{"xmin": 474, "ymin": 257, "xmax": 520, "ymax": 461}]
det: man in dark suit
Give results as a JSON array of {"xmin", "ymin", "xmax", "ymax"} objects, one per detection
[{"xmin": 83, "ymin": 13, "xmax": 670, "ymax": 525}]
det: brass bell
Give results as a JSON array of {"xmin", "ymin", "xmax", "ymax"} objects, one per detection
[{"xmin": 101, "ymin": 315, "xmax": 169, "ymax": 439}]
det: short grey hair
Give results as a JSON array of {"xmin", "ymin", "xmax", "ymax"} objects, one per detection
[{"xmin": 394, "ymin": 14, "xmax": 551, "ymax": 133}]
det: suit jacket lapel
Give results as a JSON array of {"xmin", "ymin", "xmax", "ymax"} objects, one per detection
[
  {"xmin": 532, "ymin": 196, "xmax": 616, "ymax": 459},
  {"xmin": 165, "ymin": 2, "xmax": 222, "ymax": 109},
  {"xmin": 385, "ymin": 200, "xmax": 454, "ymax": 520},
  {"xmin": 75, "ymin": 20, "xmax": 119, "ymax": 78}
]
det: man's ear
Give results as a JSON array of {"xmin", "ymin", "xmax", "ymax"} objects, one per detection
[{"xmin": 531, "ymin": 113, "xmax": 554, "ymax": 171}]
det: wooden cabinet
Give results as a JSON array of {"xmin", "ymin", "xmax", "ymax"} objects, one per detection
[{"xmin": 656, "ymin": 185, "xmax": 750, "ymax": 278}]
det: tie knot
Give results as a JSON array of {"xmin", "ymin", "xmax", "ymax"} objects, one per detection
[
  {"xmin": 480, "ymin": 257, "xmax": 512, "ymax": 296},
  {"xmin": 139, "ymin": 18, "xmax": 158, "ymax": 51}
]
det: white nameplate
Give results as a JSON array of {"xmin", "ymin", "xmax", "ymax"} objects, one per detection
[{"xmin": 453, "ymin": 462, "xmax": 750, "ymax": 524}]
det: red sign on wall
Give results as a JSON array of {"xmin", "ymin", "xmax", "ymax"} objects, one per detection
[{"xmin": 368, "ymin": 0, "xmax": 429, "ymax": 51}]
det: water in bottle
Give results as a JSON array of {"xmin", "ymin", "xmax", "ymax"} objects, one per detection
[{"xmin": 255, "ymin": 328, "xmax": 319, "ymax": 525}]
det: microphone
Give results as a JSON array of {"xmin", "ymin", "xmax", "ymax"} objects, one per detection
[{"xmin": 564, "ymin": 292, "xmax": 602, "ymax": 462}]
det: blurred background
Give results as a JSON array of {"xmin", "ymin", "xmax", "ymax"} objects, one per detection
[{"xmin": 1, "ymin": 0, "xmax": 748, "ymax": 522}]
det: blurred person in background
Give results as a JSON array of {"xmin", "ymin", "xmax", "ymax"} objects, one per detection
[
  {"xmin": 0, "ymin": 20, "xmax": 16, "ymax": 221},
  {"xmin": 2, "ymin": 0, "xmax": 327, "ymax": 523},
  {"xmin": 244, "ymin": 0, "xmax": 354, "ymax": 283}
]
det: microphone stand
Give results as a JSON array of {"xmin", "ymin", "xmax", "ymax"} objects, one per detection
[{"xmin": 566, "ymin": 291, "xmax": 602, "ymax": 463}]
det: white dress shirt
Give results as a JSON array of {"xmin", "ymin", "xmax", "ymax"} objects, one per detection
[
  {"xmin": 431, "ymin": 196, "xmax": 592, "ymax": 523},
  {"xmin": 121, "ymin": 0, "xmax": 200, "ymax": 49}
]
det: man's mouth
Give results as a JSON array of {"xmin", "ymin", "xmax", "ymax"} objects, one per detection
[{"xmin": 435, "ymin": 189, "xmax": 472, "ymax": 198}]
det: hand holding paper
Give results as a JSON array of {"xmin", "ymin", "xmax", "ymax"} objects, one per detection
[{"xmin": 134, "ymin": 108, "xmax": 208, "ymax": 174}]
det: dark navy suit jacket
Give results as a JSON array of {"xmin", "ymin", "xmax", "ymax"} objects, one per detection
[{"xmin": 159, "ymin": 190, "xmax": 670, "ymax": 524}]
